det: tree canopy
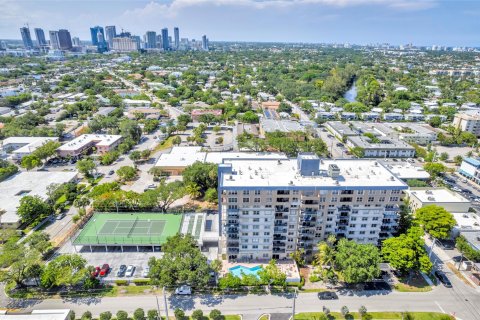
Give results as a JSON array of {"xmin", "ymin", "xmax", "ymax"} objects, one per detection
[{"xmin": 415, "ymin": 205, "xmax": 455, "ymax": 239}]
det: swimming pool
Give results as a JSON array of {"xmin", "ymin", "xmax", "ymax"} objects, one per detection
[{"xmin": 229, "ymin": 265, "xmax": 263, "ymax": 278}]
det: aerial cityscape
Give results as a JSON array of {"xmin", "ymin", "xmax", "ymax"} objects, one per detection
[{"xmin": 0, "ymin": 1, "xmax": 480, "ymax": 320}]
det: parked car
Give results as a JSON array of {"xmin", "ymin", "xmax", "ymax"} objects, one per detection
[
  {"xmin": 108, "ymin": 170, "xmax": 114, "ymax": 175},
  {"xmin": 117, "ymin": 264, "xmax": 127, "ymax": 277},
  {"xmin": 317, "ymin": 291, "xmax": 338, "ymax": 300},
  {"xmin": 175, "ymin": 285, "xmax": 192, "ymax": 295},
  {"xmin": 91, "ymin": 266, "xmax": 101, "ymax": 278},
  {"xmin": 142, "ymin": 266, "xmax": 150, "ymax": 278},
  {"xmin": 336, "ymin": 143, "xmax": 344, "ymax": 147},
  {"xmin": 434, "ymin": 270, "xmax": 452, "ymax": 288},
  {"xmin": 99, "ymin": 264, "xmax": 110, "ymax": 277},
  {"xmin": 125, "ymin": 265, "xmax": 135, "ymax": 277}
]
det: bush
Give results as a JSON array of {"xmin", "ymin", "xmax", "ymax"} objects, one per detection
[
  {"xmin": 341, "ymin": 306, "xmax": 349, "ymax": 318},
  {"xmin": 68, "ymin": 311, "xmax": 75, "ymax": 320},
  {"xmin": 359, "ymin": 305, "xmax": 367, "ymax": 316},
  {"xmin": 174, "ymin": 308, "xmax": 185, "ymax": 320},
  {"xmin": 134, "ymin": 308, "xmax": 145, "ymax": 320},
  {"xmin": 209, "ymin": 309, "xmax": 222, "ymax": 320},
  {"xmin": 115, "ymin": 280, "xmax": 128, "ymax": 286},
  {"xmin": 147, "ymin": 309, "xmax": 159, "ymax": 320},
  {"xmin": 99, "ymin": 311, "xmax": 112, "ymax": 320},
  {"xmin": 81, "ymin": 311, "xmax": 92, "ymax": 320},
  {"xmin": 133, "ymin": 279, "xmax": 150, "ymax": 285},
  {"xmin": 191, "ymin": 309, "xmax": 204, "ymax": 320},
  {"xmin": 116, "ymin": 310, "xmax": 128, "ymax": 320},
  {"xmin": 72, "ymin": 215, "xmax": 80, "ymax": 223}
]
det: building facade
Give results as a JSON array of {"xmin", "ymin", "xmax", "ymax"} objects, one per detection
[
  {"xmin": 49, "ymin": 31, "xmax": 60, "ymax": 49},
  {"xmin": 174, "ymin": 27, "xmax": 180, "ymax": 49},
  {"xmin": 57, "ymin": 29, "xmax": 73, "ymax": 50},
  {"xmin": 218, "ymin": 154, "xmax": 407, "ymax": 260},
  {"xmin": 145, "ymin": 31, "xmax": 157, "ymax": 49},
  {"xmin": 20, "ymin": 27, "xmax": 33, "ymax": 49},
  {"xmin": 56, "ymin": 134, "xmax": 123, "ymax": 157},
  {"xmin": 34, "ymin": 28, "xmax": 47, "ymax": 47},
  {"xmin": 105, "ymin": 25, "xmax": 117, "ymax": 49},
  {"xmin": 459, "ymin": 157, "xmax": 480, "ymax": 185},
  {"xmin": 453, "ymin": 111, "xmax": 480, "ymax": 137},
  {"xmin": 161, "ymin": 28, "xmax": 169, "ymax": 51},
  {"xmin": 112, "ymin": 37, "xmax": 139, "ymax": 52}
]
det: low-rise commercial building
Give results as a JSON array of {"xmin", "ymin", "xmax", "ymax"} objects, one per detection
[
  {"xmin": 126, "ymin": 107, "xmax": 162, "ymax": 119},
  {"xmin": 0, "ymin": 171, "xmax": 78, "ymax": 227},
  {"xmin": 57, "ymin": 134, "xmax": 123, "ymax": 157},
  {"xmin": 459, "ymin": 157, "xmax": 480, "ymax": 184},
  {"xmin": 219, "ymin": 154, "xmax": 408, "ymax": 260},
  {"xmin": 1, "ymin": 137, "xmax": 58, "ymax": 160},
  {"xmin": 406, "ymin": 188, "xmax": 471, "ymax": 213},
  {"xmin": 191, "ymin": 109, "xmax": 222, "ymax": 122},
  {"xmin": 0, "ymin": 309, "xmax": 72, "ymax": 320},
  {"xmin": 123, "ymin": 99, "xmax": 151, "ymax": 108}
]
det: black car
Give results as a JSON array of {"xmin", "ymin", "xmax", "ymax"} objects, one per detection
[
  {"xmin": 318, "ymin": 291, "xmax": 338, "ymax": 300},
  {"xmin": 117, "ymin": 264, "xmax": 127, "ymax": 277},
  {"xmin": 434, "ymin": 270, "xmax": 452, "ymax": 288},
  {"xmin": 336, "ymin": 143, "xmax": 344, "ymax": 147},
  {"xmin": 108, "ymin": 170, "xmax": 115, "ymax": 175}
]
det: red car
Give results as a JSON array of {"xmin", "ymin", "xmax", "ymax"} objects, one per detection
[
  {"xmin": 91, "ymin": 266, "xmax": 100, "ymax": 278},
  {"xmin": 99, "ymin": 264, "xmax": 110, "ymax": 277}
]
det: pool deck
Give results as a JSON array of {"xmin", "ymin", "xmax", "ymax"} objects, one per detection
[{"xmin": 222, "ymin": 259, "xmax": 301, "ymax": 282}]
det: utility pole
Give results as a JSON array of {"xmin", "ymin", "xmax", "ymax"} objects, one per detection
[
  {"xmin": 155, "ymin": 294, "xmax": 162, "ymax": 320},
  {"xmin": 163, "ymin": 286, "xmax": 169, "ymax": 319},
  {"xmin": 291, "ymin": 288, "xmax": 297, "ymax": 320}
]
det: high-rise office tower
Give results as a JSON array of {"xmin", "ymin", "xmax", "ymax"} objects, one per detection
[
  {"xmin": 90, "ymin": 26, "xmax": 104, "ymax": 46},
  {"xmin": 20, "ymin": 27, "xmax": 34, "ymax": 49},
  {"xmin": 145, "ymin": 31, "xmax": 157, "ymax": 49},
  {"xmin": 202, "ymin": 35, "xmax": 209, "ymax": 51},
  {"xmin": 72, "ymin": 37, "xmax": 81, "ymax": 47},
  {"xmin": 34, "ymin": 28, "xmax": 47, "ymax": 47},
  {"xmin": 0, "ymin": 41, "xmax": 7, "ymax": 50},
  {"xmin": 97, "ymin": 30, "xmax": 107, "ymax": 52},
  {"xmin": 57, "ymin": 29, "xmax": 73, "ymax": 50},
  {"xmin": 49, "ymin": 31, "xmax": 60, "ymax": 49},
  {"xmin": 174, "ymin": 27, "xmax": 179, "ymax": 50},
  {"xmin": 105, "ymin": 25, "xmax": 116, "ymax": 49},
  {"xmin": 161, "ymin": 28, "xmax": 169, "ymax": 51}
]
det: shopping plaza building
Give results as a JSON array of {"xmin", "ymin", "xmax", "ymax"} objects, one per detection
[{"xmin": 218, "ymin": 154, "xmax": 408, "ymax": 261}]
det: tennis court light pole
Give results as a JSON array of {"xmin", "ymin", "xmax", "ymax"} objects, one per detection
[{"xmin": 163, "ymin": 287, "xmax": 169, "ymax": 319}]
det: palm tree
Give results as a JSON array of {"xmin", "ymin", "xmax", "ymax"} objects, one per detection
[{"xmin": 186, "ymin": 183, "xmax": 201, "ymax": 199}]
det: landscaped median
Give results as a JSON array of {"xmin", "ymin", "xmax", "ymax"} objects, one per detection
[{"xmin": 294, "ymin": 312, "xmax": 454, "ymax": 320}]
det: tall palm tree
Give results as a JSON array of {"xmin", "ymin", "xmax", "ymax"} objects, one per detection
[{"xmin": 186, "ymin": 183, "xmax": 201, "ymax": 199}]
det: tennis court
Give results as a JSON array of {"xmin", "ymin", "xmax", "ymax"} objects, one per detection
[{"xmin": 73, "ymin": 212, "xmax": 183, "ymax": 246}]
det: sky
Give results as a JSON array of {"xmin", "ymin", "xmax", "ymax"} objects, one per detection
[{"xmin": 1, "ymin": 0, "xmax": 479, "ymax": 46}]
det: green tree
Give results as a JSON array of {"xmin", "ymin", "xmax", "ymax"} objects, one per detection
[
  {"xmin": 341, "ymin": 306, "xmax": 349, "ymax": 318},
  {"xmin": 32, "ymin": 140, "xmax": 61, "ymax": 160},
  {"xmin": 21, "ymin": 155, "xmax": 41, "ymax": 170},
  {"xmin": 186, "ymin": 183, "xmax": 201, "ymax": 199},
  {"xmin": 241, "ymin": 111, "xmax": 259, "ymax": 123},
  {"xmin": 147, "ymin": 310, "xmax": 159, "ymax": 320},
  {"xmin": 359, "ymin": 306, "xmax": 368, "ymax": 318},
  {"xmin": 0, "ymin": 244, "xmax": 42, "ymax": 286},
  {"xmin": 174, "ymin": 308, "xmax": 185, "ymax": 320},
  {"xmin": 415, "ymin": 205, "xmax": 455, "ymax": 239},
  {"xmin": 423, "ymin": 162, "xmax": 446, "ymax": 178},
  {"xmin": 76, "ymin": 159, "xmax": 96, "ymax": 177},
  {"xmin": 382, "ymin": 227, "xmax": 432, "ymax": 275},
  {"xmin": 173, "ymin": 135, "xmax": 182, "ymax": 146},
  {"xmin": 428, "ymin": 116, "xmax": 442, "ymax": 128},
  {"xmin": 17, "ymin": 195, "xmax": 52, "ymax": 225},
  {"xmin": 191, "ymin": 310, "xmax": 203, "ymax": 320},
  {"xmin": 290, "ymin": 249, "xmax": 305, "ymax": 267},
  {"xmin": 99, "ymin": 311, "xmax": 112, "ymax": 320},
  {"xmin": 335, "ymin": 239, "xmax": 381, "ymax": 284},
  {"xmin": 209, "ymin": 309, "xmax": 222, "ymax": 320},
  {"xmin": 258, "ymin": 259, "xmax": 287, "ymax": 286},
  {"xmin": 439, "ymin": 152, "xmax": 449, "ymax": 161},
  {"xmin": 41, "ymin": 254, "xmax": 89, "ymax": 288},
  {"xmin": 182, "ymin": 162, "xmax": 218, "ymax": 196},
  {"xmin": 26, "ymin": 232, "xmax": 52, "ymax": 256},
  {"xmin": 134, "ymin": 308, "xmax": 145, "ymax": 320},
  {"xmin": 218, "ymin": 273, "xmax": 242, "ymax": 289},
  {"xmin": 129, "ymin": 151, "xmax": 142, "ymax": 162},
  {"xmin": 149, "ymin": 234, "xmax": 210, "ymax": 288},
  {"xmin": 116, "ymin": 165, "xmax": 137, "ymax": 181},
  {"xmin": 81, "ymin": 311, "xmax": 92, "ymax": 320},
  {"xmin": 116, "ymin": 311, "xmax": 128, "ymax": 320}
]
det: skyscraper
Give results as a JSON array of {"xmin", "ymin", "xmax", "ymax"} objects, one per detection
[
  {"xmin": 145, "ymin": 31, "xmax": 157, "ymax": 49},
  {"xmin": 202, "ymin": 35, "xmax": 209, "ymax": 51},
  {"xmin": 49, "ymin": 31, "xmax": 60, "ymax": 49},
  {"xmin": 90, "ymin": 26, "xmax": 104, "ymax": 46},
  {"xmin": 174, "ymin": 27, "xmax": 179, "ymax": 50},
  {"xmin": 161, "ymin": 28, "xmax": 169, "ymax": 51},
  {"xmin": 57, "ymin": 29, "xmax": 73, "ymax": 50},
  {"xmin": 20, "ymin": 27, "xmax": 33, "ymax": 49},
  {"xmin": 34, "ymin": 28, "xmax": 47, "ymax": 47},
  {"xmin": 105, "ymin": 25, "xmax": 116, "ymax": 49},
  {"xmin": 72, "ymin": 37, "xmax": 81, "ymax": 47}
]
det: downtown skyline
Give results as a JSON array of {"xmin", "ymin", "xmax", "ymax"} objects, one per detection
[{"xmin": 0, "ymin": 0, "xmax": 479, "ymax": 47}]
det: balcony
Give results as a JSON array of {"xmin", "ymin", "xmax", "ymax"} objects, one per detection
[
  {"xmin": 274, "ymin": 227, "xmax": 287, "ymax": 233},
  {"xmin": 302, "ymin": 200, "xmax": 319, "ymax": 205},
  {"xmin": 273, "ymin": 235, "xmax": 286, "ymax": 240},
  {"xmin": 273, "ymin": 241, "xmax": 286, "ymax": 246},
  {"xmin": 276, "ymin": 198, "xmax": 290, "ymax": 203},
  {"xmin": 274, "ymin": 222, "xmax": 287, "ymax": 227}
]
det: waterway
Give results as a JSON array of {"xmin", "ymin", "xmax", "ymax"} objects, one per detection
[{"xmin": 344, "ymin": 82, "xmax": 357, "ymax": 102}]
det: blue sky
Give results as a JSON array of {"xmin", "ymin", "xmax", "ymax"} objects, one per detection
[{"xmin": 1, "ymin": 0, "xmax": 479, "ymax": 46}]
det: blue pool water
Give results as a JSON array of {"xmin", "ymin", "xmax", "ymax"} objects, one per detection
[{"xmin": 229, "ymin": 265, "xmax": 263, "ymax": 278}]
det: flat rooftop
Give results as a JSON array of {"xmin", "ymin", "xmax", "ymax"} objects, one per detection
[
  {"xmin": 407, "ymin": 188, "xmax": 470, "ymax": 204},
  {"xmin": 348, "ymin": 135, "xmax": 414, "ymax": 150},
  {"xmin": 261, "ymin": 119, "xmax": 303, "ymax": 133},
  {"xmin": 0, "ymin": 171, "xmax": 78, "ymax": 224},
  {"xmin": 220, "ymin": 158, "xmax": 407, "ymax": 189},
  {"xmin": 0, "ymin": 309, "xmax": 71, "ymax": 320},
  {"xmin": 57, "ymin": 134, "xmax": 122, "ymax": 151},
  {"xmin": 382, "ymin": 162, "xmax": 430, "ymax": 180},
  {"xmin": 155, "ymin": 147, "xmax": 287, "ymax": 169},
  {"xmin": 452, "ymin": 212, "xmax": 480, "ymax": 232},
  {"xmin": 1, "ymin": 137, "xmax": 58, "ymax": 155}
]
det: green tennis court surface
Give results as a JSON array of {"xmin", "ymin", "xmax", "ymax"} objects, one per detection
[{"xmin": 73, "ymin": 212, "xmax": 182, "ymax": 245}]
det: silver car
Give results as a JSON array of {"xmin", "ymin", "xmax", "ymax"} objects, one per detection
[{"xmin": 125, "ymin": 265, "xmax": 135, "ymax": 277}]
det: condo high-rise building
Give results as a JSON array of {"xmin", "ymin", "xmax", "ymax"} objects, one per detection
[
  {"xmin": 202, "ymin": 35, "xmax": 209, "ymax": 51},
  {"xmin": 145, "ymin": 31, "xmax": 157, "ymax": 49},
  {"xmin": 34, "ymin": 28, "xmax": 47, "ymax": 47},
  {"xmin": 174, "ymin": 27, "xmax": 179, "ymax": 50},
  {"xmin": 57, "ymin": 29, "xmax": 73, "ymax": 50},
  {"xmin": 161, "ymin": 28, "xmax": 169, "ymax": 51},
  {"xmin": 49, "ymin": 31, "xmax": 60, "ymax": 49},
  {"xmin": 20, "ymin": 27, "xmax": 34, "ymax": 49},
  {"xmin": 90, "ymin": 26, "xmax": 104, "ymax": 46},
  {"xmin": 72, "ymin": 37, "xmax": 81, "ymax": 47},
  {"xmin": 218, "ymin": 154, "xmax": 407, "ymax": 260},
  {"xmin": 105, "ymin": 25, "xmax": 116, "ymax": 49},
  {"xmin": 112, "ymin": 37, "xmax": 139, "ymax": 52}
]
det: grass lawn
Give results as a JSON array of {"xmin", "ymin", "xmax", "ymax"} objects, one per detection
[
  {"xmin": 152, "ymin": 136, "xmax": 176, "ymax": 154},
  {"xmin": 394, "ymin": 273, "xmax": 432, "ymax": 292},
  {"xmin": 295, "ymin": 312, "xmax": 452, "ymax": 320},
  {"xmin": 258, "ymin": 315, "xmax": 269, "ymax": 320}
]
